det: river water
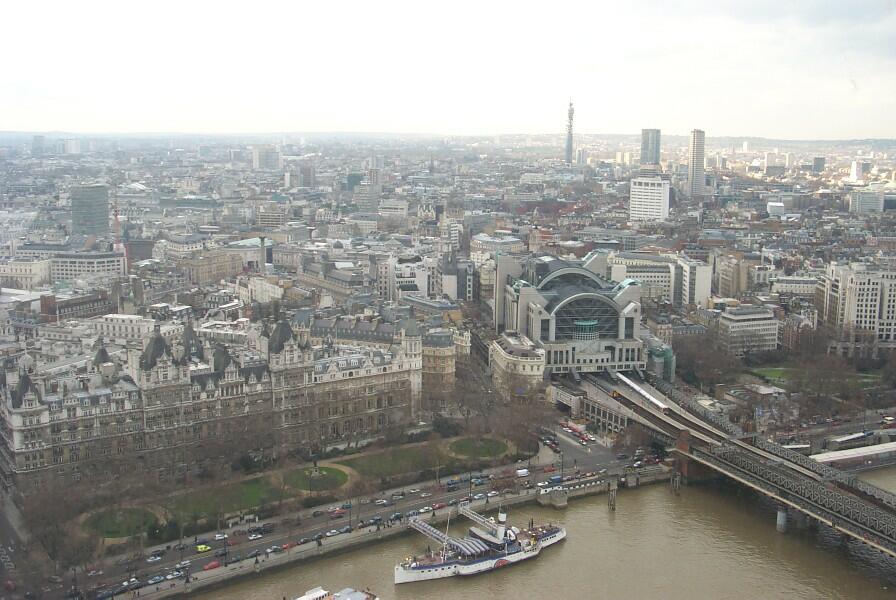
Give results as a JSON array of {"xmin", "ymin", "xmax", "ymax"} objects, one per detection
[{"xmin": 194, "ymin": 472, "xmax": 896, "ymax": 600}]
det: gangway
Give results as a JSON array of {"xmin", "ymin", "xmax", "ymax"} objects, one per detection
[
  {"xmin": 458, "ymin": 502, "xmax": 498, "ymax": 534},
  {"xmin": 407, "ymin": 517, "xmax": 490, "ymax": 556}
]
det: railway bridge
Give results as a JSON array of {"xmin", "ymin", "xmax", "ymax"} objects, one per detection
[{"xmin": 581, "ymin": 371, "xmax": 896, "ymax": 560}]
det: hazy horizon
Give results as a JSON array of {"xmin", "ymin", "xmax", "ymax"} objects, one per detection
[{"xmin": 4, "ymin": 1, "xmax": 895, "ymax": 139}]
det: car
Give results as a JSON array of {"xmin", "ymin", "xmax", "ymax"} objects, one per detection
[
  {"xmin": 419, "ymin": 506, "xmax": 432, "ymax": 513},
  {"xmin": 325, "ymin": 529, "xmax": 340, "ymax": 537},
  {"xmin": 87, "ymin": 569, "xmax": 103, "ymax": 578},
  {"xmin": 408, "ymin": 488, "xmax": 421, "ymax": 494},
  {"xmin": 248, "ymin": 533, "xmax": 263, "ymax": 541},
  {"xmin": 341, "ymin": 502, "xmax": 352, "ymax": 509},
  {"xmin": 282, "ymin": 542, "xmax": 293, "ymax": 550},
  {"xmin": 458, "ymin": 496, "xmax": 471, "ymax": 503},
  {"xmin": 312, "ymin": 510, "xmax": 325, "ymax": 517},
  {"xmin": 147, "ymin": 575, "xmax": 165, "ymax": 585},
  {"xmin": 165, "ymin": 570, "xmax": 183, "ymax": 580},
  {"xmin": 247, "ymin": 550, "xmax": 261, "ymax": 558},
  {"xmin": 419, "ymin": 492, "xmax": 432, "ymax": 498},
  {"xmin": 537, "ymin": 481, "xmax": 549, "ymax": 488},
  {"xmin": 473, "ymin": 493, "xmax": 486, "ymax": 500},
  {"xmin": 447, "ymin": 498, "xmax": 458, "ymax": 506},
  {"xmin": 487, "ymin": 491, "xmax": 499, "ymax": 497},
  {"xmin": 369, "ymin": 515, "xmax": 383, "ymax": 523},
  {"xmin": 146, "ymin": 555, "xmax": 162, "ymax": 563},
  {"xmin": 390, "ymin": 512, "xmax": 404, "ymax": 521},
  {"xmin": 195, "ymin": 538, "xmax": 210, "ymax": 545},
  {"xmin": 329, "ymin": 510, "xmax": 346, "ymax": 519},
  {"xmin": 175, "ymin": 560, "xmax": 191, "ymax": 569},
  {"xmin": 407, "ymin": 510, "xmax": 419, "ymax": 518},
  {"xmin": 327, "ymin": 506, "xmax": 341, "ymax": 513},
  {"xmin": 432, "ymin": 502, "xmax": 447, "ymax": 510},
  {"xmin": 374, "ymin": 498, "xmax": 390, "ymax": 506},
  {"xmin": 616, "ymin": 453, "xmax": 629, "ymax": 460},
  {"xmin": 580, "ymin": 440, "xmax": 588, "ymax": 446},
  {"xmin": 391, "ymin": 493, "xmax": 404, "ymax": 500},
  {"xmin": 173, "ymin": 542, "xmax": 189, "ymax": 551},
  {"xmin": 599, "ymin": 468, "xmax": 608, "ymax": 474},
  {"xmin": 214, "ymin": 532, "xmax": 228, "ymax": 541},
  {"xmin": 214, "ymin": 548, "xmax": 228, "ymax": 557},
  {"xmin": 297, "ymin": 537, "xmax": 312, "ymax": 545},
  {"xmin": 196, "ymin": 544, "xmax": 211, "ymax": 553},
  {"xmin": 203, "ymin": 560, "xmax": 221, "ymax": 571},
  {"xmin": 543, "ymin": 465, "xmax": 556, "ymax": 473},
  {"xmin": 338, "ymin": 525, "xmax": 353, "ymax": 534},
  {"xmin": 313, "ymin": 533, "xmax": 324, "ymax": 541}
]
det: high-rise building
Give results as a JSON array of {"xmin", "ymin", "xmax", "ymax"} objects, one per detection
[
  {"xmin": 31, "ymin": 135, "xmax": 45, "ymax": 157},
  {"xmin": 812, "ymin": 157, "xmax": 826, "ymax": 173},
  {"xmin": 640, "ymin": 129, "xmax": 661, "ymax": 166},
  {"xmin": 629, "ymin": 177, "xmax": 670, "ymax": 222},
  {"xmin": 687, "ymin": 129, "xmax": 705, "ymax": 198},
  {"xmin": 70, "ymin": 183, "xmax": 110, "ymax": 238},
  {"xmin": 849, "ymin": 189, "xmax": 884, "ymax": 214},
  {"xmin": 816, "ymin": 262, "xmax": 896, "ymax": 353},
  {"xmin": 63, "ymin": 138, "xmax": 81, "ymax": 155},
  {"xmin": 565, "ymin": 101, "xmax": 574, "ymax": 165},
  {"xmin": 850, "ymin": 160, "xmax": 865, "ymax": 182},
  {"xmin": 251, "ymin": 145, "xmax": 281, "ymax": 170}
]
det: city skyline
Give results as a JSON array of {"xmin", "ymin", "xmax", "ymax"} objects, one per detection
[{"xmin": 3, "ymin": 1, "xmax": 895, "ymax": 139}]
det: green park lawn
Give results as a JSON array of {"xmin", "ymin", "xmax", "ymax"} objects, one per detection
[
  {"xmin": 86, "ymin": 507, "xmax": 157, "ymax": 538},
  {"xmin": 284, "ymin": 466, "xmax": 348, "ymax": 491},
  {"xmin": 752, "ymin": 366, "xmax": 882, "ymax": 389},
  {"xmin": 449, "ymin": 437, "xmax": 508, "ymax": 458},
  {"xmin": 170, "ymin": 476, "xmax": 282, "ymax": 520},
  {"xmin": 337, "ymin": 444, "xmax": 458, "ymax": 479}
]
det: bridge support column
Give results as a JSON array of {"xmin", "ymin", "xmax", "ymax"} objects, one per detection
[{"xmin": 776, "ymin": 508, "xmax": 788, "ymax": 533}]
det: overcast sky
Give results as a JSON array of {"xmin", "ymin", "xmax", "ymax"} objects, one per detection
[{"xmin": 3, "ymin": 1, "xmax": 894, "ymax": 139}]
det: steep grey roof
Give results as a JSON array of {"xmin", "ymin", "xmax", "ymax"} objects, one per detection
[
  {"xmin": 139, "ymin": 325, "xmax": 174, "ymax": 371},
  {"xmin": 399, "ymin": 317, "xmax": 421, "ymax": 337},
  {"xmin": 93, "ymin": 344, "xmax": 112, "ymax": 367},
  {"xmin": 182, "ymin": 322, "xmax": 204, "ymax": 360},
  {"xmin": 268, "ymin": 319, "xmax": 294, "ymax": 354},
  {"xmin": 10, "ymin": 372, "xmax": 38, "ymax": 409}
]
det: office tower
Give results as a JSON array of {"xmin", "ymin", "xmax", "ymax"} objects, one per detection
[
  {"xmin": 640, "ymin": 129, "xmax": 661, "ymax": 166},
  {"xmin": 575, "ymin": 147, "xmax": 587, "ymax": 165},
  {"xmin": 629, "ymin": 177, "xmax": 670, "ymax": 222},
  {"xmin": 31, "ymin": 135, "xmax": 45, "ymax": 156},
  {"xmin": 63, "ymin": 139, "xmax": 81, "ymax": 155},
  {"xmin": 251, "ymin": 145, "xmax": 281, "ymax": 170},
  {"xmin": 850, "ymin": 160, "xmax": 865, "ymax": 181},
  {"xmin": 784, "ymin": 153, "xmax": 792, "ymax": 168},
  {"xmin": 849, "ymin": 190, "xmax": 884, "ymax": 214},
  {"xmin": 813, "ymin": 157, "xmax": 826, "ymax": 173},
  {"xmin": 687, "ymin": 129, "xmax": 705, "ymax": 198},
  {"xmin": 71, "ymin": 183, "xmax": 110, "ymax": 238},
  {"xmin": 565, "ymin": 101, "xmax": 574, "ymax": 165},
  {"xmin": 742, "ymin": 141, "xmax": 749, "ymax": 153}
]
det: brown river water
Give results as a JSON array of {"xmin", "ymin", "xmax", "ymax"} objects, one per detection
[{"xmin": 194, "ymin": 468, "xmax": 896, "ymax": 600}]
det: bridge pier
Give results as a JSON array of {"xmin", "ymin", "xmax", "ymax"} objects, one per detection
[{"xmin": 776, "ymin": 507, "xmax": 788, "ymax": 533}]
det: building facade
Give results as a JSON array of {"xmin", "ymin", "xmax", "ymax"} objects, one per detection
[{"xmin": 629, "ymin": 177, "xmax": 670, "ymax": 222}]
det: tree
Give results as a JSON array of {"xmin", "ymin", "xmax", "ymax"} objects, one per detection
[{"xmin": 673, "ymin": 333, "xmax": 742, "ymax": 391}]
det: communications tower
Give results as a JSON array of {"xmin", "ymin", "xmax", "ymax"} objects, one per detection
[{"xmin": 565, "ymin": 100, "xmax": 574, "ymax": 165}]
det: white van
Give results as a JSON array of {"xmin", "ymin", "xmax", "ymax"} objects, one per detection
[{"xmin": 515, "ymin": 468, "xmax": 530, "ymax": 478}]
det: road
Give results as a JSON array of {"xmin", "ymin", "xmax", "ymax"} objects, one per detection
[{"xmin": 79, "ymin": 437, "xmax": 634, "ymax": 599}]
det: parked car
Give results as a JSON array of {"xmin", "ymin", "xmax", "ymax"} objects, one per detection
[
  {"xmin": 214, "ymin": 533, "xmax": 228, "ymax": 540},
  {"xmin": 325, "ymin": 530, "xmax": 340, "ymax": 537},
  {"xmin": 432, "ymin": 502, "xmax": 447, "ymax": 510},
  {"xmin": 472, "ymin": 493, "xmax": 486, "ymax": 500},
  {"xmin": 248, "ymin": 533, "xmax": 263, "ymax": 541},
  {"xmin": 202, "ymin": 561, "xmax": 220, "ymax": 571},
  {"xmin": 165, "ymin": 570, "xmax": 183, "ymax": 580},
  {"xmin": 147, "ymin": 575, "xmax": 165, "ymax": 585},
  {"xmin": 338, "ymin": 525, "xmax": 353, "ymax": 534}
]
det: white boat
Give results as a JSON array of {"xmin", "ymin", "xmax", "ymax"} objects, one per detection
[
  {"xmin": 295, "ymin": 586, "xmax": 378, "ymax": 600},
  {"xmin": 394, "ymin": 503, "xmax": 566, "ymax": 584}
]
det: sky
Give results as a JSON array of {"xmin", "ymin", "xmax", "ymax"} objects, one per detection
[{"xmin": 2, "ymin": 0, "xmax": 895, "ymax": 139}]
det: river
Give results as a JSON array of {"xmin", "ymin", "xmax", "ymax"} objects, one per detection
[{"xmin": 193, "ymin": 477, "xmax": 896, "ymax": 600}]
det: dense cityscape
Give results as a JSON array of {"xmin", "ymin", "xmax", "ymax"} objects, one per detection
[{"xmin": 4, "ymin": 2, "xmax": 896, "ymax": 599}]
